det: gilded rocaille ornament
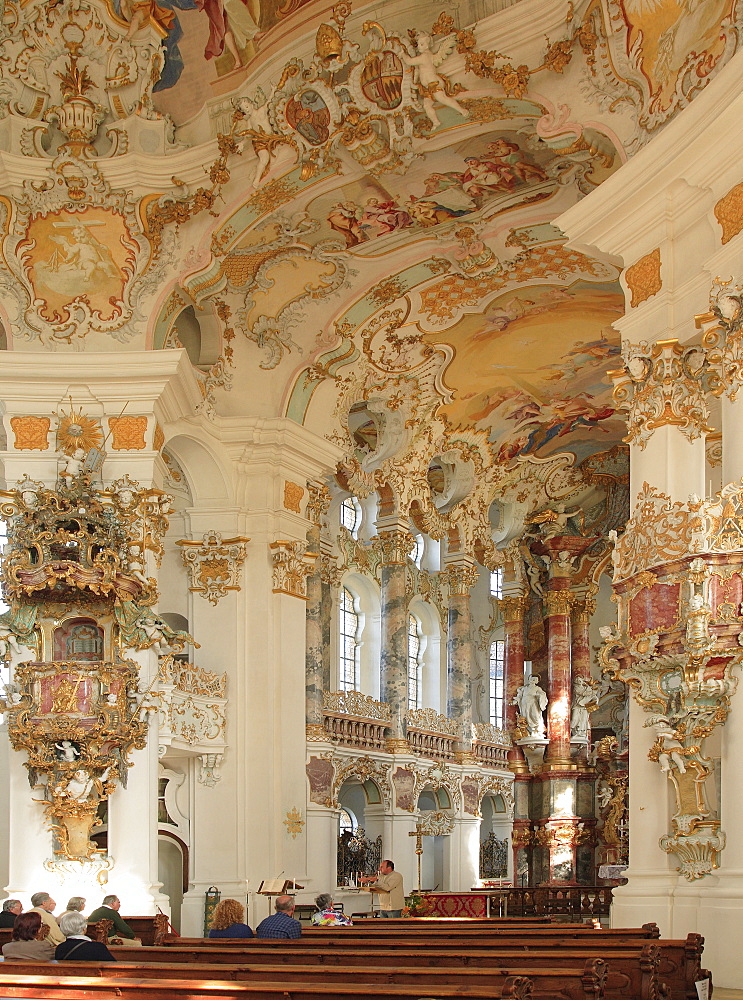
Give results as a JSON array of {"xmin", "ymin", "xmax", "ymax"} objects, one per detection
[{"xmin": 0, "ymin": 447, "xmax": 195, "ymax": 863}]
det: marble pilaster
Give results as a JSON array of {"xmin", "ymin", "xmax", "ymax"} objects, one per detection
[{"xmin": 445, "ymin": 561, "xmax": 479, "ymax": 759}]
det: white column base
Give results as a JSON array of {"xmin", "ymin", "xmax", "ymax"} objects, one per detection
[{"xmin": 611, "ymin": 873, "xmax": 743, "ymax": 988}]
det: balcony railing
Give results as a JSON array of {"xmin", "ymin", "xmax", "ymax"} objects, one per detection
[
  {"xmin": 407, "ymin": 708, "xmax": 460, "ymax": 761},
  {"xmin": 322, "ymin": 691, "xmax": 391, "ymax": 750},
  {"xmin": 320, "ymin": 694, "xmax": 511, "ymax": 767}
]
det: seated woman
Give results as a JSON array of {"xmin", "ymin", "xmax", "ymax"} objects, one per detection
[
  {"xmin": 58, "ymin": 896, "xmax": 86, "ymax": 922},
  {"xmin": 1, "ymin": 911, "xmax": 55, "ymax": 961},
  {"xmin": 311, "ymin": 893, "xmax": 352, "ymax": 926},
  {"xmin": 55, "ymin": 910, "xmax": 116, "ymax": 961},
  {"xmin": 208, "ymin": 898, "xmax": 253, "ymax": 938}
]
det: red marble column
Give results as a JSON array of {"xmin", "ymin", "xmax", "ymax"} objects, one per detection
[
  {"xmin": 570, "ymin": 596, "xmax": 595, "ymax": 684},
  {"xmin": 534, "ymin": 538, "xmax": 595, "ymax": 768},
  {"xmin": 501, "ymin": 592, "xmax": 529, "ymax": 772}
]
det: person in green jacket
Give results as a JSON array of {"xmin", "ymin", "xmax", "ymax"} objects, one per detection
[{"xmin": 87, "ymin": 895, "xmax": 137, "ymax": 943}]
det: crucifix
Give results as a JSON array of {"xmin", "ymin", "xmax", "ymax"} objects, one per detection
[{"xmin": 408, "ymin": 824, "xmax": 423, "ymax": 892}]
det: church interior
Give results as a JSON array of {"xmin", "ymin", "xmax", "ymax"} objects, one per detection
[{"xmin": 0, "ymin": 0, "xmax": 742, "ymax": 991}]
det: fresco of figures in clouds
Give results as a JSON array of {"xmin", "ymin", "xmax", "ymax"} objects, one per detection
[{"xmin": 422, "ymin": 281, "xmax": 625, "ymax": 464}]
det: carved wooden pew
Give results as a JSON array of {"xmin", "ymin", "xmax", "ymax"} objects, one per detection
[
  {"xmin": 116, "ymin": 930, "xmax": 708, "ymax": 1000},
  {"xmin": 0, "ymin": 958, "xmax": 609, "ymax": 998},
  {"xmin": 0, "ymin": 972, "xmax": 541, "ymax": 1000}
]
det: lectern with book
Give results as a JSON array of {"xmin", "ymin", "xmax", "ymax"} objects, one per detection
[
  {"xmin": 258, "ymin": 877, "xmax": 304, "ymax": 895},
  {"xmin": 258, "ymin": 877, "xmax": 304, "ymax": 918}
]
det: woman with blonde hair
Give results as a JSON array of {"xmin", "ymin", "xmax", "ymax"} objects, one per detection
[{"xmin": 208, "ymin": 898, "xmax": 253, "ymax": 939}]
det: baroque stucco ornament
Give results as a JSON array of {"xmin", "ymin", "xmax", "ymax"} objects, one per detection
[{"xmin": 177, "ymin": 531, "xmax": 250, "ymax": 605}]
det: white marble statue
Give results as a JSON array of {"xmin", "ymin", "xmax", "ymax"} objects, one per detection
[
  {"xmin": 127, "ymin": 544, "xmax": 150, "ymax": 586},
  {"xmin": 570, "ymin": 677, "xmax": 596, "ymax": 741},
  {"xmin": 512, "ymin": 674, "xmax": 548, "ymax": 738}
]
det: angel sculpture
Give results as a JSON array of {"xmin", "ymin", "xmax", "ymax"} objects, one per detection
[
  {"xmin": 404, "ymin": 32, "xmax": 469, "ymax": 127},
  {"xmin": 236, "ymin": 90, "xmax": 291, "ymax": 189}
]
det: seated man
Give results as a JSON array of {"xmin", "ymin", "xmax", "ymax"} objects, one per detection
[
  {"xmin": 56, "ymin": 911, "xmax": 116, "ymax": 962},
  {"xmin": 0, "ymin": 899, "xmax": 22, "ymax": 928},
  {"xmin": 29, "ymin": 892, "xmax": 65, "ymax": 946},
  {"xmin": 256, "ymin": 895, "xmax": 302, "ymax": 939},
  {"xmin": 87, "ymin": 895, "xmax": 139, "ymax": 945}
]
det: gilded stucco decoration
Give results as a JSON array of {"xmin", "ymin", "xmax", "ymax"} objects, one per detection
[
  {"xmin": 0, "ymin": 458, "xmax": 195, "ymax": 863},
  {"xmin": 601, "ymin": 556, "xmax": 742, "ymax": 878},
  {"xmin": 283, "ymin": 481, "xmax": 304, "ymax": 514},
  {"xmin": 284, "ymin": 807, "xmax": 305, "ymax": 838},
  {"xmin": 701, "ymin": 276, "xmax": 743, "ymax": 400},
  {"xmin": 331, "ymin": 754, "xmax": 392, "ymax": 811},
  {"xmin": 177, "ymin": 531, "xmax": 250, "ymax": 605},
  {"xmin": 624, "ymin": 249, "xmax": 662, "ymax": 308},
  {"xmin": 417, "ymin": 809, "xmax": 455, "ymax": 836},
  {"xmin": 611, "ymin": 339, "xmax": 710, "ymax": 450},
  {"xmin": 157, "ymin": 655, "xmax": 227, "ymax": 759},
  {"xmin": 270, "ymin": 540, "xmax": 317, "ymax": 598},
  {"xmin": 714, "ymin": 181, "xmax": 743, "ymax": 245},
  {"xmin": 11, "ymin": 416, "xmax": 51, "ymax": 451},
  {"xmin": 109, "ymin": 416, "xmax": 148, "ymax": 451}
]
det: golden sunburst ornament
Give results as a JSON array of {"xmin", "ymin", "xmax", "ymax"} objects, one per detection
[{"xmin": 57, "ymin": 407, "xmax": 103, "ymax": 454}]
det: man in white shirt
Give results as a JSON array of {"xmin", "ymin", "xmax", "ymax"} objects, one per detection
[{"xmin": 362, "ymin": 860, "xmax": 405, "ymax": 918}]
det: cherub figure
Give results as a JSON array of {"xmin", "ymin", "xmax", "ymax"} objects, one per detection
[
  {"xmin": 236, "ymin": 90, "xmax": 283, "ymax": 189},
  {"xmin": 59, "ymin": 447, "xmax": 86, "ymax": 481},
  {"xmin": 404, "ymin": 31, "xmax": 469, "ymax": 127},
  {"xmin": 126, "ymin": 544, "xmax": 150, "ymax": 587},
  {"xmin": 647, "ymin": 718, "xmax": 687, "ymax": 774}
]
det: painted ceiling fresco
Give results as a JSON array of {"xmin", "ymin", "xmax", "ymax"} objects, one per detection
[{"xmin": 0, "ymin": 0, "xmax": 740, "ymax": 509}]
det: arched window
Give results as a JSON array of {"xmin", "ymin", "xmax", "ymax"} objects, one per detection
[
  {"xmin": 340, "ymin": 497, "xmax": 361, "ymax": 538},
  {"xmin": 338, "ymin": 807, "xmax": 356, "ymax": 835},
  {"xmin": 489, "ymin": 638, "xmax": 505, "ymax": 726},
  {"xmin": 339, "ymin": 587, "xmax": 360, "ymax": 691},
  {"xmin": 408, "ymin": 613, "xmax": 422, "ymax": 710}
]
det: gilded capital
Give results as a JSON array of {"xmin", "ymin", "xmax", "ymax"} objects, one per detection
[
  {"xmin": 571, "ymin": 598, "xmax": 596, "ymax": 625},
  {"xmin": 544, "ymin": 590, "xmax": 573, "ymax": 618},
  {"xmin": 270, "ymin": 540, "xmax": 317, "ymax": 598},
  {"xmin": 376, "ymin": 528, "xmax": 414, "ymax": 565},
  {"xmin": 306, "ymin": 482, "xmax": 331, "ymax": 524},
  {"xmin": 500, "ymin": 594, "xmax": 528, "ymax": 624},
  {"xmin": 446, "ymin": 563, "xmax": 479, "ymax": 597},
  {"xmin": 611, "ymin": 338, "xmax": 711, "ymax": 449}
]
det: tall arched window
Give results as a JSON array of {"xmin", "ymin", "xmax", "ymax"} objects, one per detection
[
  {"xmin": 339, "ymin": 587, "xmax": 360, "ymax": 691},
  {"xmin": 408, "ymin": 613, "xmax": 422, "ymax": 710},
  {"xmin": 489, "ymin": 638, "xmax": 505, "ymax": 726}
]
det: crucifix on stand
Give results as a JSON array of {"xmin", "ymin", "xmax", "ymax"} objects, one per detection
[{"xmin": 408, "ymin": 824, "xmax": 423, "ymax": 892}]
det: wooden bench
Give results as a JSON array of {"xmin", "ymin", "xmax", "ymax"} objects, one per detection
[
  {"xmin": 0, "ymin": 958, "xmax": 608, "ymax": 999},
  {"xmin": 117, "ymin": 930, "xmax": 708, "ymax": 1000},
  {"xmin": 0, "ymin": 972, "xmax": 541, "ymax": 1000}
]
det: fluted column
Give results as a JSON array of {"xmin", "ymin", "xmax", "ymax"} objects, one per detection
[
  {"xmin": 376, "ymin": 523, "xmax": 413, "ymax": 748},
  {"xmin": 445, "ymin": 560, "xmax": 479, "ymax": 760}
]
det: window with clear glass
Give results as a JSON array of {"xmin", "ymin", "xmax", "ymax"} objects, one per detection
[
  {"xmin": 338, "ymin": 807, "xmax": 356, "ymax": 835},
  {"xmin": 412, "ymin": 534, "xmax": 424, "ymax": 567},
  {"xmin": 489, "ymin": 638, "xmax": 505, "ymax": 726},
  {"xmin": 408, "ymin": 613, "xmax": 422, "ymax": 710},
  {"xmin": 340, "ymin": 497, "xmax": 361, "ymax": 537},
  {"xmin": 339, "ymin": 587, "xmax": 360, "ymax": 691},
  {"xmin": 490, "ymin": 567, "xmax": 503, "ymax": 599}
]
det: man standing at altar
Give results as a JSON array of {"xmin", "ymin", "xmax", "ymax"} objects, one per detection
[{"xmin": 361, "ymin": 860, "xmax": 405, "ymax": 918}]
